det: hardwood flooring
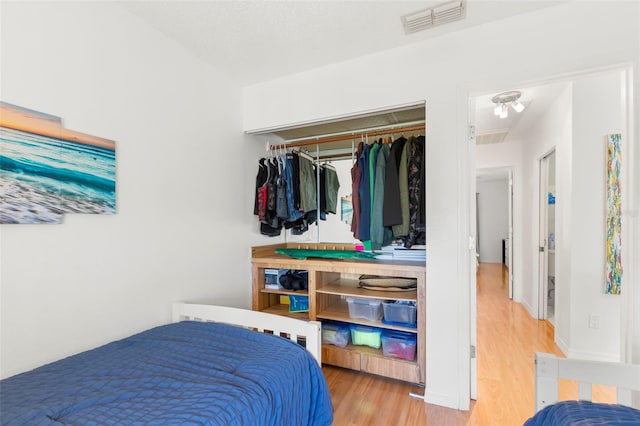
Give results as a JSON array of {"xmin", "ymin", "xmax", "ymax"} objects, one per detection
[{"xmin": 323, "ymin": 263, "xmax": 614, "ymax": 425}]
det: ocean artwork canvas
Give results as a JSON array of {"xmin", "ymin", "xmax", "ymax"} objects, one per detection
[
  {"xmin": 0, "ymin": 102, "xmax": 116, "ymax": 224},
  {"xmin": 605, "ymin": 133, "xmax": 622, "ymax": 295}
]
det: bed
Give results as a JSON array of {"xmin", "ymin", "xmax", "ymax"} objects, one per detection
[
  {"xmin": 0, "ymin": 303, "xmax": 333, "ymax": 426},
  {"xmin": 524, "ymin": 352, "xmax": 640, "ymax": 425}
]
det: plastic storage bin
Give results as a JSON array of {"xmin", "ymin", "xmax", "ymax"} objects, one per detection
[
  {"xmin": 381, "ymin": 331, "xmax": 417, "ymax": 360},
  {"xmin": 382, "ymin": 301, "xmax": 417, "ymax": 327},
  {"xmin": 288, "ymin": 295, "xmax": 309, "ymax": 313},
  {"xmin": 322, "ymin": 322, "xmax": 350, "ymax": 348},
  {"xmin": 346, "ymin": 297, "xmax": 383, "ymax": 321},
  {"xmin": 350, "ymin": 325, "xmax": 382, "ymax": 348}
]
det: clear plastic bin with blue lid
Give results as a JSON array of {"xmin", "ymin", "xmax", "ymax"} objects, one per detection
[{"xmin": 382, "ymin": 300, "xmax": 417, "ymax": 328}]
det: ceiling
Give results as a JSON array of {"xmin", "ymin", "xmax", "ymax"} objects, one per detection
[
  {"xmin": 475, "ymin": 80, "xmax": 569, "ymax": 180},
  {"xmin": 118, "ymin": 1, "xmax": 569, "ymax": 161},
  {"xmin": 119, "ymin": 1, "xmax": 566, "ymax": 86}
]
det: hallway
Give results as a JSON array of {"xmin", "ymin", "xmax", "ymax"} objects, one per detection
[
  {"xmin": 472, "ymin": 262, "xmax": 561, "ymax": 424},
  {"xmin": 324, "ymin": 263, "xmax": 613, "ymax": 425}
]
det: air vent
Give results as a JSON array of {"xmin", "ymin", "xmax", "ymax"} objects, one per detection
[
  {"xmin": 402, "ymin": 0, "xmax": 466, "ymax": 35},
  {"xmin": 476, "ymin": 131, "xmax": 508, "ymax": 145}
]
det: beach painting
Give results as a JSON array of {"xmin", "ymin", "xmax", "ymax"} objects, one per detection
[
  {"xmin": 605, "ymin": 133, "xmax": 622, "ymax": 294},
  {"xmin": 0, "ymin": 102, "xmax": 116, "ymax": 224}
]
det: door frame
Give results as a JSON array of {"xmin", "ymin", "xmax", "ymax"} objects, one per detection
[{"xmin": 537, "ymin": 150, "xmax": 555, "ymax": 320}]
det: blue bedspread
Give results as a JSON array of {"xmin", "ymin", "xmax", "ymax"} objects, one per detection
[
  {"xmin": 1, "ymin": 321, "xmax": 333, "ymax": 426},
  {"xmin": 524, "ymin": 400, "xmax": 640, "ymax": 425}
]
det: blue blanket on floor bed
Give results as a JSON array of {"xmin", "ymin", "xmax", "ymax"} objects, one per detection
[
  {"xmin": 524, "ymin": 400, "xmax": 640, "ymax": 425},
  {"xmin": 1, "ymin": 321, "xmax": 333, "ymax": 426}
]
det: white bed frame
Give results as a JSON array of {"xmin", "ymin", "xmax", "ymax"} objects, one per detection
[
  {"xmin": 172, "ymin": 303, "xmax": 322, "ymax": 366},
  {"xmin": 534, "ymin": 352, "xmax": 640, "ymax": 413}
]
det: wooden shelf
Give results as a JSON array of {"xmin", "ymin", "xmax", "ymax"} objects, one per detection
[
  {"xmin": 316, "ymin": 301, "xmax": 418, "ymax": 333},
  {"xmin": 317, "ymin": 278, "xmax": 417, "ymax": 301},
  {"xmin": 260, "ymin": 304, "xmax": 309, "ymax": 321},
  {"xmin": 252, "ymin": 243, "xmax": 425, "ymax": 384},
  {"xmin": 260, "ymin": 288, "xmax": 309, "ymax": 297}
]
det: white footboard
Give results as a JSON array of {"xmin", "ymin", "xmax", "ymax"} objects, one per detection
[
  {"xmin": 534, "ymin": 352, "xmax": 640, "ymax": 412},
  {"xmin": 172, "ymin": 303, "xmax": 322, "ymax": 366}
]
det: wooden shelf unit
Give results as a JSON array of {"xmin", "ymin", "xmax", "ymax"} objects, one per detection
[{"xmin": 251, "ymin": 243, "xmax": 426, "ymax": 384}]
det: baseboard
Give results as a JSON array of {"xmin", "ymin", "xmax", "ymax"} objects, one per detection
[
  {"xmin": 567, "ymin": 348, "xmax": 620, "ymax": 362},
  {"xmin": 554, "ymin": 334, "xmax": 569, "ymax": 356},
  {"xmin": 521, "ymin": 299, "xmax": 536, "ymax": 319},
  {"xmin": 423, "ymin": 390, "xmax": 461, "ymax": 410}
]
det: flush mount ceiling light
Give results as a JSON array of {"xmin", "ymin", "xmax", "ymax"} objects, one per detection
[
  {"xmin": 401, "ymin": 0, "xmax": 466, "ymax": 35},
  {"xmin": 491, "ymin": 90, "xmax": 526, "ymax": 119}
]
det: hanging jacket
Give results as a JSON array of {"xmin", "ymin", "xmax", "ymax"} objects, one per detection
[
  {"xmin": 351, "ymin": 142, "xmax": 364, "ymax": 238},
  {"xmin": 358, "ymin": 144, "xmax": 371, "ymax": 243},
  {"xmin": 370, "ymin": 143, "xmax": 393, "ymax": 250},
  {"xmin": 383, "ymin": 137, "xmax": 407, "ymax": 226},
  {"xmin": 393, "ymin": 138, "xmax": 412, "ymax": 238}
]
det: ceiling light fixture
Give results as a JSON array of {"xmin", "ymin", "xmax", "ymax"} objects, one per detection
[
  {"xmin": 401, "ymin": 0, "xmax": 466, "ymax": 35},
  {"xmin": 491, "ymin": 90, "xmax": 526, "ymax": 119}
]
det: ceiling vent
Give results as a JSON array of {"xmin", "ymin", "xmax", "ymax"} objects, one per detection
[
  {"xmin": 476, "ymin": 131, "xmax": 509, "ymax": 145},
  {"xmin": 401, "ymin": 0, "xmax": 466, "ymax": 35}
]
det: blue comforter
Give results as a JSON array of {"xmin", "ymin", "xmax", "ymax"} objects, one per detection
[
  {"xmin": 524, "ymin": 400, "xmax": 640, "ymax": 425},
  {"xmin": 0, "ymin": 321, "xmax": 333, "ymax": 425}
]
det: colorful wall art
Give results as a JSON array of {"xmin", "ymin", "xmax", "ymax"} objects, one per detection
[
  {"xmin": 0, "ymin": 102, "xmax": 116, "ymax": 224},
  {"xmin": 605, "ymin": 133, "xmax": 622, "ymax": 294}
]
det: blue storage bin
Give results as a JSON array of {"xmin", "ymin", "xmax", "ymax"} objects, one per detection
[
  {"xmin": 382, "ymin": 301, "xmax": 417, "ymax": 327},
  {"xmin": 322, "ymin": 321, "xmax": 350, "ymax": 348}
]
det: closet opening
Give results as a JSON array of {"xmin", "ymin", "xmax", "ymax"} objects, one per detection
[{"xmin": 249, "ymin": 102, "xmax": 426, "ymax": 249}]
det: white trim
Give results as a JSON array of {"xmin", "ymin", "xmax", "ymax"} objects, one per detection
[
  {"xmin": 172, "ymin": 303, "xmax": 322, "ymax": 366},
  {"xmin": 534, "ymin": 352, "xmax": 640, "ymax": 413},
  {"xmin": 424, "ymin": 390, "xmax": 462, "ymax": 410},
  {"xmin": 244, "ymin": 100, "xmax": 427, "ymax": 135}
]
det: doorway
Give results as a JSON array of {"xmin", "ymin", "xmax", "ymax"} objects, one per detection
[
  {"xmin": 538, "ymin": 150, "xmax": 556, "ymax": 323},
  {"xmin": 475, "ymin": 167, "xmax": 513, "ymax": 298}
]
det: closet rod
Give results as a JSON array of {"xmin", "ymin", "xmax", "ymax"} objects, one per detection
[{"xmin": 269, "ymin": 123, "xmax": 425, "ymax": 150}]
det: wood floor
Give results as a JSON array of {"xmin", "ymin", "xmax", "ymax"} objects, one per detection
[{"xmin": 322, "ymin": 263, "xmax": 614, "ymax": 425}]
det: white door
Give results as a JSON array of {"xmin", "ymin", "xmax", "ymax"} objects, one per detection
[
  {"xmin": 538, "ymin": 151, "xmax": 554, "ymax": 320},
  {"xmin": 468, "ymin": 109, "xmax": 478, "ymax": 399},
  {"xmin": 507, "ymin": 169, "xmax": 514, "ymax": 299}
]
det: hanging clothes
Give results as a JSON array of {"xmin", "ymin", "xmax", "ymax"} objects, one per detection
[
  {"xmin": 254, "ymin": 158, "xmax": 267, "ymax": 219},
  {"xmin": 351, "ymin": 142, "xmax": 364, "ymax": 239},
  {"xmin": 275, "ymin": 155, "xmax": 289, "ymax": 220},
  {"xmin": 368, "ymin": 141, "xmax": 380, "ymax": 207},
  {"xmin": 370, "ymin": 143, "xmax": 393, "ymax": 250},
  {"xmin": 383, "ymin": 136, "xmax": 407, "ymax": 226},
  {"xmin": 405, "ymin": 136, "xmax": 426, "ymax": 248},
  {"xmin": 254, "ymin": 157, "xmax": 282, "ymax": 237},
  {"xmin": 285, "ymin": 153, "xmax": 304, "ymax": 222},
  {"xmin": 292, "ymin": 152, "xmax": 301, "ymax": 211},
  {"xmin": 298, "ymin": 152, "xmax": 317, "ymax": 213},
  {"xmin": 323, "ymin": 164, "xmax": 340, "ymax": 214},
  {"xmin": 358, "ymin": 143, "xmax": 371, "ymax": 244},
  {"xmin": 393, "ymin": 138, "xmax": 412, "ymax": 238}
]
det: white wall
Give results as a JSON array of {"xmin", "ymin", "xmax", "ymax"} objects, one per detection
[
  {"xmin": 567, "ymin": 71, "xmax": 624, "ymax": 361},
  {"xmin": 0, "ymin": 2, "xmax": 262, "ymax": 378},
  {"xmin": 476, "ymin": 179, "xmax": 508, "ymax": 263},
  {"xmin": 518, "ymin": 85, "xmax": 572, "ymax": 334},
  {"xmin": 243, "ymin": 1, "xmax": 640, "ymax": 409}
]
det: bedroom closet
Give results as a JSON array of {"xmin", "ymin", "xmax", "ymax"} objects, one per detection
[
  {"xmin": 252, "ymin": 103, "xmax": 426, "ymax": 251},
  {"xmin": 249, "ymin": 103, "xmax": 428, "ymax": 383}
]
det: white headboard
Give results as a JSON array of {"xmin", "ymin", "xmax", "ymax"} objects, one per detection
[{"xmin": 172, "ymin": 303, "xmax": 322, "ymax": 366}]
